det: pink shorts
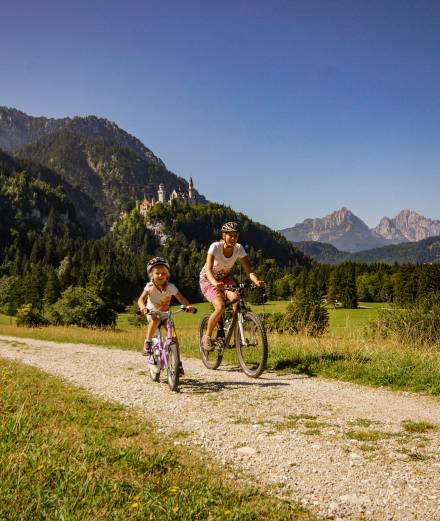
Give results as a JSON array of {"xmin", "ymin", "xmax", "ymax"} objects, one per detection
[{"xmin": 199, "ymin": 276, "xmax": 237, "ymax": 303}]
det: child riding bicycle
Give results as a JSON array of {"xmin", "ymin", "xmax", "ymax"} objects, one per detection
[
  {"xmin": 138, "ymin": 257, "xmax": 194, "ymax": 369},
  {"xmin": 199, "ymin": 222, "xmax": 264, "ymax": 351}
]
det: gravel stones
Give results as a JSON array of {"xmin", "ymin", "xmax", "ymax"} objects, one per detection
[{"xmin": 1, "ymin": 335, "xmax": 440, "ymax": 521}]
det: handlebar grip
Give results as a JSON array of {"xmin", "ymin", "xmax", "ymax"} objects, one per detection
[{"xmin": 181, "ymin": 305, "xmax": 197, "ymax": 314}]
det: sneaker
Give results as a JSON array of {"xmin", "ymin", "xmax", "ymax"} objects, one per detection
[
  {"xmin": 203, "ymin": 335, "xmax": 214, "ymax": 352},
  {"xmin": 178, "ymin": 361, "xmax": 185, "ymax": 376},
  {"xmin": 142, "ymin": 340, "xmax": 153, "ymax": 356}
]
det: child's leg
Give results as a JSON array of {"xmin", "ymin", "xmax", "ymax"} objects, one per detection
[
  {"xmin": 142, "ymin": 315, "xmax": 161, "ymax": 355},
  {"xmin": 146, "ymin": 315, "xmax": 160, "ymax": 341}
]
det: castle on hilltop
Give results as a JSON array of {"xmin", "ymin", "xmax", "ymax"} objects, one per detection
[{"xmin": 136, "ymin": 178, "xmax": 200, "ymax": 217}]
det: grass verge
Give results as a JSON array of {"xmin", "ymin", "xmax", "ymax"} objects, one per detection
[
  {"xmin": 1, "ymin": 301, "xmax": 440, "ymax": 396},
  {"xmin": 0, "ymin": 358, "xmax": 315, "ymax": 521}
]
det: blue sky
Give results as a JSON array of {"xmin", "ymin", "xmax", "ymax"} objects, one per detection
[{"xmin": 1, "ymin": 0, "xmax": 439, "ymax": 229}]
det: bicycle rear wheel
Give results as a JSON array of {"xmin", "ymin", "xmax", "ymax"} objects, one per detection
[
  {"xmin": 198, "ymin": 314, "xmax": 223, "ymax": 370},
  {"xmin": 167, "ymin": 342, "xmax": 180, "ymax": 392},
  {"xmin": 235, "ymin": 312, "xmax": 268, "ymax": 378}
]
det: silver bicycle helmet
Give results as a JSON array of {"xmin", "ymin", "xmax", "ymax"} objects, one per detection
[
  {"xmin": 221, "ymin": 221, "xmax": 240, "ymax": 233},
  {"xmin": 147, "ymin": 256, "xmax": 170, "ymax": 274}
]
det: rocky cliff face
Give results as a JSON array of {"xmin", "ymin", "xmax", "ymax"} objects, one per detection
[
  {"xmin": 0, "ymin": 106, "xmax": 67, "ymax": 149},
  {"xmin": 279, "ymin": 208, "xmax": 388, "ymax": 252},
  {"xmin": 280, "ymin": 208, "xmax": 440, "ymax": 253},
  {"xmin": 0, "ymin": 106, "xmax": 164, "ymax": 167},
  {"xmin": 375, "ymin": 210, "xmax": 440, "ymax": 242}
]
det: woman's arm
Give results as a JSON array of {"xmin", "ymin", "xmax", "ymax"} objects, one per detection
[
  {"xmin": 239, "ymin": 256, "xmax": 265, "ymax": 287},
  {"xmin": 205, "ymin": 253, "xmax": 224, "ymax": 287},
  {"xmin": 137, "ymin": 289, "xmax": 149, "ymax": 314}
]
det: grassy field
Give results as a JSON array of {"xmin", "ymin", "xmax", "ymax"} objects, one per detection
[
  {"xmin": 1, "ymin": 301, "xmax": 440, "ymax": 395},
  {"xmin": 0, "ymin": 358, "xmax": 314, "ymax": 520}
]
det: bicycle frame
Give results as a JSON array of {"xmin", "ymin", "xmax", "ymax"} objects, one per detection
[
  {"xmin": 216, "ymin": 284, "xmax": 250, "ymax": 353},
  {"xmin": 147, "ymin": 308, "xmax": 181, "ymax": 369}
]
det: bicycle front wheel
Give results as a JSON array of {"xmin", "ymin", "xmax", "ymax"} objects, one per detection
[
  {"xmin": 147, "ymin": 350, "xmax": 160, "ymax": 382},
  {"xmin": 198, "ymin": 314, "xmax": 223, "ymax": 370},
  {"xmin": 235, "ymin": 312, "xmax": 268, "ymax": 378},
  {"xmin": 167, "ymin": 342, "xmax": 180, "ymax": 391}
]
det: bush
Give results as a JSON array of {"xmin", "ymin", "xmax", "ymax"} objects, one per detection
[
  {"xmin": 245, "ymin": 286, "xmax": 267, "ymax": 305},
  {"xmin": 368, "ymin": 293, "xmax": 440, "ymax": 347},
  {"xmin": 127, "ymin": 302, "xmax": 148, "ymax": 328},
  {"xmin": 259, "ymin": 312, "xmax": 286, "ymax": 333},
  {"xmin": 52, "ymin": 286, "xmax": 117, "ymax": 328},
  {"xmin": 283, "ymin": 289, "xmax": 329, "ymax": 336},
  {"xmin": 15, "ymin": 304, "xmax": 48, "ymax": 327}
]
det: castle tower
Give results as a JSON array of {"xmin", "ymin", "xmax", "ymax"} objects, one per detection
[
  {"xmin": 158, "ymin": 183, "xmax": 166, "ymax": 203},
  {"xmin": 188, "ymin": 177, "xmax": 194, "ymax": 200}
]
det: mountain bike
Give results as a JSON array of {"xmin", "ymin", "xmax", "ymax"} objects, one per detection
[
  {"xmin": 198, "ymin": 284, "xmax": 268, "ymax": 378},
  {"xmin": 144, "ymin": 305, "xmax": 196, "ymax": 391}
]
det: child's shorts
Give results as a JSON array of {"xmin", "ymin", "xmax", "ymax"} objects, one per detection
[{"xmin": 199, "ymin": 276, "xmax": 237, "ymax": 303}]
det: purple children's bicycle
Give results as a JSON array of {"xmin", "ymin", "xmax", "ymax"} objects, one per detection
[{"xmin": 145, "ymin": 305, "xmax": 196, "ymax": 392}]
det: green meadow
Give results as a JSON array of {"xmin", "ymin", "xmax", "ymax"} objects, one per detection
[
  {"xmin": 1, "ymin": 301, "xmax": 440, "ymax": 395},
  {"xmin": 0, "ymin": 358, "xmax": 314, "ymax": 521}
]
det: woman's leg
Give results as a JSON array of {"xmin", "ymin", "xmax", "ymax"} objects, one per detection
[{"xmin": 206, "ymin": 296, "xmax": 225, "ymax": 338}]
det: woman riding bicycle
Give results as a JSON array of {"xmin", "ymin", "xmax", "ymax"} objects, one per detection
[{"xmin": 199, "ymin": 222, "xmax": 264, "ymax": 351}]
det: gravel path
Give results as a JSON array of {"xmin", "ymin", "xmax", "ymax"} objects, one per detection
[{"xmin": 1, "ymin": 335, "xmax": 440, "ymax": 521}]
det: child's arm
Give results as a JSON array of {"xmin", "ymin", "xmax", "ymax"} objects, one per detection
[
  {"xmin": 137, "ymin": 289, "xmax": 149, "ymax": 314},
  {"xmin": 239, "ymin": 256, "xmax": 265, "ymax": 287},
  {"xmin": 174, "ymin": 291, "xmax": 194, "ymax": 311}
]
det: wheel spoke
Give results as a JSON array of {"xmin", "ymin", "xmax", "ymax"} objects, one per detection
[{"xmin": 235, "ymin": 312, "xmax": 267, "ymax": 378}]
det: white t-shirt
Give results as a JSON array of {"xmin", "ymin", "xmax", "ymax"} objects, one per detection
[
  {"xmin": 143, "ymin": 281, "xmax": 178, "ymax": 311},
  {"xmin": 200, "ymin": 241, "xmax": 247, "ymax": 280}
]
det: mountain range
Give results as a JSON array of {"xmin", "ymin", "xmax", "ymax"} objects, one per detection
[
  {"xmin": 279, "ymin": 207, "xmax": 440, "ymax": 253},
  {"xmin": 0, "ymin": 106, "xmax": 205, "ymax": 230}
]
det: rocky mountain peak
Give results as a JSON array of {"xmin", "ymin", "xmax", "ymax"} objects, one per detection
[{"xmin": 0, "ymin": 106, "xmax": 164, "ymax": 167}]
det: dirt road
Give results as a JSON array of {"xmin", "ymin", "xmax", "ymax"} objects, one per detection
[{"xmin": 1, "ymin": 335, "xmax": 440, "ymax": 521}]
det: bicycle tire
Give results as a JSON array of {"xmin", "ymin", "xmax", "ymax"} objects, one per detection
[
  {"xmin": 198, "ymin": 314, "xmax": 223, "ymax": 370},
  {"xmin": 235, "ymin": 311, "xmax": 268, "ymax": 378},
  {"xmin": 167, "ymin": 342, "xmax": 180, "ymax": 392},
  {"xmin": 148, "ymin": 354, "xmax": 160, "ymax": 382}
]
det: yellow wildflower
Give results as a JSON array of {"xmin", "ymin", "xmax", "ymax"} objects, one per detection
[
  {"xmin": 172, "ymin": 506, "xmax": 179, "ymax": 513},
  {"xmin": 130, "ymin": 501, "xmax": 140, "ymax": 509}
]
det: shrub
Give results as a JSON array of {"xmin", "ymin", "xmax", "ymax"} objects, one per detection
[
  {"xmin": 52, "ymin": 286, "xmax": 117, "ymax": 328},
  {"xmin": 259, "ymin": 312, "xmax": 286, "ymax": 333},
  {"xmin": 368, "ymin": 292, "xmax": 440, "ymax": 347},
  {"xmin": 15, "ymin": 304, "xmax": 48, "ymax": 327},
  {"xmin": 127, "ymin": 302, "xmax": 148, "ymax": 328},
  {"xmin": 283, "ymin": 289, "xmax": 329, "ymax": 336}
]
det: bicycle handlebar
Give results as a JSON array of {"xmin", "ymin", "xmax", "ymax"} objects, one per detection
[
  {"xmin": 223, "ymin": 283, "xmax": 264, "ymax": 291},
  {"xmin": 137, "ymin": 305, "xmax": 197, "ymax": 317}
]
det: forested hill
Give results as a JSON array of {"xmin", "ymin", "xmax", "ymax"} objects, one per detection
[
  {"xmin": 294, "ymin": 236, "xmax": 440, "ymax": 264},
  {"xmin": 2, "ymin": 107, "xmax": 206, "ymax": 227},
  {"xmin": 0, "ymin": 148, "xmax": 102, "ymax": 239},
  {"xmin": 348, "ymin": 235, "xmax": 440, "ymax": 264},
  {"xmin": 0, "ymin": 106, "xmax": 164, "ymax": 164},
  {"xmin": 147, "ymin": 202, "xmax": 312, "ymax": 268},
  {"xmin": 13, "ymin": 129, "xmax": 203, "ymax": 226}
]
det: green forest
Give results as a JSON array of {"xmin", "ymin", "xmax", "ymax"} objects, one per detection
[{"xmin": 1, "ymin": 146, "xmax": 440, "ymax": 329}]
